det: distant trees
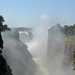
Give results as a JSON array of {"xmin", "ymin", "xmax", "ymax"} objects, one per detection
[
  {"xmin": 49, "ymin": 23, "xmax": 75, "ymax": 36},
  {"xmin": 63, "ymin": 24, "xmax": 75, "ymax": 36},
  {"xmin": 49, "ymin": 23, "xmax": 62, "ymax": 33}
]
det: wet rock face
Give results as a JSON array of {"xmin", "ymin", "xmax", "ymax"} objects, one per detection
[
  {"xmin": 2, "ymin": 32, "xmax": 37, "ymax": 75},
  {"xmin": 64, "ymin": 44, "xmax": 75, "ymax": 62},
  {"xmin": 0, "ymin": 54, "xmax": 13, "ymax": 75}
]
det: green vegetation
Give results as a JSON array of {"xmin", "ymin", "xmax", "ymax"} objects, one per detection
[
  {"xmin": 63, "ymin": 24, "xmax": 75, "ymax": 36},
  {"xmin": 50, "ymin": 23, "xmax": 75, "ymax": 36},
  {"xmin": 49, "ymin": 23, "xmax": 75, "ymax": 40},
  {"xmin": 0, "ymin": 15, "xmax": 10, "ymax": 49}
]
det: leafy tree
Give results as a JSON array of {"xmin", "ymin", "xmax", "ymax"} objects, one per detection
[
  {"xmin": 0, "ymin": 15, "xmax": 10, "ymax": 49},
  {"xmin": 63, "ymin": 25, "xmax": 68, "ymax": 35},
  {"xmin": 0, "ymin": 15, "xmax": 4, "ymax": 49},
  {"xmin": 66, "ymin": 26, "xmax": 73, "ymax": 35},
  {"xmin": 3, "ymin": 24, "xmax": 11, "ymax": 31},
  {"xmin": 49, "ymin": 24, "xmax": 75, "ymax": 36}
]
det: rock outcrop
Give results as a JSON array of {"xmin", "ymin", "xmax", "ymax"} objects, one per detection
[{"xmin": 0, "ymin": 53, "xmax": 13, "ymax": 75}]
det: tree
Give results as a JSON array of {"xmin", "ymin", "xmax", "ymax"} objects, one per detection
[
  {"xmin": 64, "ymin": 25, "xmax": 68, "ymax": 35},
  {"xmin": 66, "ymin": 26, "xmax": 73, "ymax": 35},
  {"xmin": 0, "ymin": 15, "xmax": 4, "ymax": 49},
  {"xmin": 0, "ymin": 15, "xmax": 10, "ymax": 49},
  {"xmin": 0, "ymin": 15, "xmax": 5, "ymax": 31}
]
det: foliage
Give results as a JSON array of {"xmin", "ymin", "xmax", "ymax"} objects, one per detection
[
  {"xmin": 0, "ymin": 15, "xmax": 10, "ymax": 49},
  {"xmin": 63, "ymin": 24, "xmax": 75, "ymax": 36},
  {"xmin": 50, "ymin": 23, "xmax": 75, "ymax": 36},
  {"xmin": 0, "ymin": 15, "xmax": 10, "ymax": 32}
]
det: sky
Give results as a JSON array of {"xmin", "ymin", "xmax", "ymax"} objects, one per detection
[{"xmin": 0, "ymin": 0, "xmax": 75, "ymax": 27}]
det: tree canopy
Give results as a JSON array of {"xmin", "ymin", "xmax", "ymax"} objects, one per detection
[{"xmin": 50, "ymin": 24, "xmax": 75, "ymax": 36}]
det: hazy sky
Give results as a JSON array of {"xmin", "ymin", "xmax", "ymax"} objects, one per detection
[{"xmin": 0, "ymin": 0, "xmax": 75, "ymax": 27}]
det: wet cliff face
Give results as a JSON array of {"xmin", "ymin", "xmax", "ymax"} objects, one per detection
[
  {"xmin": 0, "ymin": 54, "xmax": 13, "ymax": 75},
  {"xmin": 47, "ymin": 36, "xmax": 75, "ymax": 67},
  {"xmin": 46, "ymin": 27, "xmax": 75, "ymax": 75},
  {"xmin": 2, "ymin": 32, "xmax": 36, "ymax": 75},
  {"xmin": 64, "ymin": 42, "xmax": 75, "ymax": 64}
]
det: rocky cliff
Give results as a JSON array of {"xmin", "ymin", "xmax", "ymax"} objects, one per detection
[{"xmin": 2, "ymin": 31, "xmax": 37, "ymax": 75}]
